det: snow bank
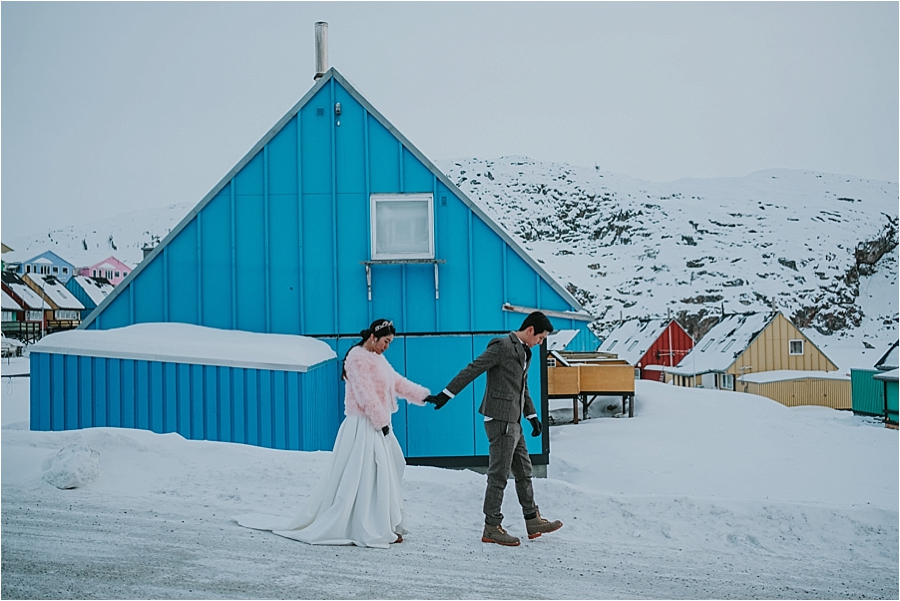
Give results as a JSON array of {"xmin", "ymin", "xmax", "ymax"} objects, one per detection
[{"xmin": 30, "ymin": 322, "xmax": 337, "ymax": 372}]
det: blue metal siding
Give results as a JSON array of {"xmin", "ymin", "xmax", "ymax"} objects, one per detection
[
  {"xmin": 167, "ymin": 220, "xmax": 199, "ymax": 324},
  {"xmin": 200, "ymin": 191, "xmax": 232, "ymax": 329},
  {"xmin": 30, "ymin": 351, "xmax": 341, "ymax": 451},
  {"xmin": 85, "ymin": 75, "xmax": 583, "ymax": 340},
  {"xmin": 405, "ymin": 336, "xmax": 475, "ymax": 458}
]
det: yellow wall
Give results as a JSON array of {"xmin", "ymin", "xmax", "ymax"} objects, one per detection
[
  {"xmin": 729, "ymin": 313, "xmax": 837, "ymax": 376},
  {"xmin": 742, "ymin": 378, "xmax": 851, "ymax": 409}
]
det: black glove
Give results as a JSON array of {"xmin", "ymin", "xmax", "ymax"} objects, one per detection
[
  {"xmin": 382, "ymin": 425, "xmax": 390, "ymax": 436},
  {"xmin": 424, "ymin": 392, "xmax": 450, "ymax": 410},
  {"xmin": 528, "ymin": 416, "xmax": 542, "ymax": 437}
]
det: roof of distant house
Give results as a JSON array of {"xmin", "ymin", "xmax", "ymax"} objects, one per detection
[
  {"xmin": 2, "ymin": 289, "xmax": 22, "ymax": 311},
  {"xmin": 738, "ymin": 369, "xmax": 849, "ymax": 384},
  {"xmin": 70, "ymin": 275, "xmax": 115, "ymax": 306},
  {"xmin": 597, "ymin": 318, "xmax": 682, "ymax": 364},
  {"xmin": 26, "ymin": 274, "xmax": 85, "ymax": 310},
  {"xmin": 668, "ymin": 312, "xmax": 771, "ymax": 376}
]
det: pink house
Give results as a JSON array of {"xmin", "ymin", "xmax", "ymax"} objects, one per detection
[{"xmin": 78, "ymin": 256, "xmax": 132, "ymax": 286}]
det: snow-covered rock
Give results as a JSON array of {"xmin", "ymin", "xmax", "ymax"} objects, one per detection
[{"xmin": 41, "ymin": 442, "xmax": 100, "ymax": 489}]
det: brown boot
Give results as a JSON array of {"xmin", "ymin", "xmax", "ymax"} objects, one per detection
[
  {"xmin": 481, "ymin": 523, "xmax": 521, "ymax": 546},
  {"xmin": 525, "ymin": 511, "xmax": 563, "ymax": 539}
]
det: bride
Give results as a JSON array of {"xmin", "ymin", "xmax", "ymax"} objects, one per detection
[{"xmin": 234, "ymin": 318, "xmax": 435, "ymax": 548}]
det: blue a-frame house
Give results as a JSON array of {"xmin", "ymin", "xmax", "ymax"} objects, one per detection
[{"xmin": 33, "ymin": 68, "xmax": 595, "ymax": 467}]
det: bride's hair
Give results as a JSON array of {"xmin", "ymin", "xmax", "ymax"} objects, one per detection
[{"xmin": 341, "ymin": 318, "xmax": 396, "ymax": 380}]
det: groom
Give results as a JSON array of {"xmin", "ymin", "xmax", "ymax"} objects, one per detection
[{"xmin": 424, "ymin": 311, "xmax": 563, "ymax": 546}]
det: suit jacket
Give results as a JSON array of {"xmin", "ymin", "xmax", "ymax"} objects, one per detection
[{"xmin": 445, "ymin": 332, "xmax": 537, "ymax": 423}]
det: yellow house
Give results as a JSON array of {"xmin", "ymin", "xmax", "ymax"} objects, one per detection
[{"xmin": 667, "ymin": 312, "xmax": 838, "ymax": 390}]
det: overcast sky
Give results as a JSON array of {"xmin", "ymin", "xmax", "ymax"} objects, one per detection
[{"xmin": 2, "ymin": 2, "xmax": 897, "ymax": 237}]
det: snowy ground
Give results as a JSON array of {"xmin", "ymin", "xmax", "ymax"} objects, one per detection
[{"xmin": 2, "ymin": 363, "xmax": 898, "ymax": 599}]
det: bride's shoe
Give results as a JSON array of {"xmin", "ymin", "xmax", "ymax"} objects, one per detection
[{"xmin": 392, "ymin": 535, "xmax": 403, "ymax": 544}]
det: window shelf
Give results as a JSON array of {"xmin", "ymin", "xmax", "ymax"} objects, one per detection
[{"xmin": 360, "ymin": 259, "xmax": 446, "ymax": 300}]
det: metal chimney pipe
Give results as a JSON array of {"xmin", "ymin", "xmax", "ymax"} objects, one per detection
[{"xmin": 314, "ymin": 22, "xmax": 328, "ymax": 80}]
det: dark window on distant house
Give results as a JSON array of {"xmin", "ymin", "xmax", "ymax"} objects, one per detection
[
  {"xmin": 52, "ymin": 266, "xmax": 58, "ymax": 273},
  {"xmin": 62, "ymin": 267, "xmax": 68, "ymax": 274},
  {"xmin": 789, "ymin": 340, "xmax": 804, "ymax": 355},
  {"xmin": 25, "ymin": 265, "xmax": 31, "ymax": 273},
  {"xmin": 92, "ymin": 270, "xmax": 97, "ymax": 277},
  {"xmin": 115, "ymin": 271, "xmax": 120, "ymax": 278}
]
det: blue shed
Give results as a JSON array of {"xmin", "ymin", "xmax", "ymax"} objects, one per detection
[
  {"xmin": 30, "ymin": 323, "xmax": 341, "ymax": 451},
  {"xmin": 34, "ymin": 67, "xmax": 595, "ymax": 467}
]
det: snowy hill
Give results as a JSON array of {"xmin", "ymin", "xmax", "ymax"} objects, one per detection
[
  {"xmin": 436, "ymin": 158, "xmax": 898, "ymax": 343},
  {"xmin": 5, "ymin": 159, "xmax": 897, "ymax": 360}
]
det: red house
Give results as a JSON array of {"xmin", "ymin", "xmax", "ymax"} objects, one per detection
[{"xmin": 597, "ymin": 318, "xmax": 694, "ymax": 380}]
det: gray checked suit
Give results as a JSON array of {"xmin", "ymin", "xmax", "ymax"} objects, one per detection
[{"xmin": 444, "ymin": 332, "xmax": 539, "ymax": 526}]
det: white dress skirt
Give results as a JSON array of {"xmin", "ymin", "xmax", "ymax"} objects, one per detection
[{"xmin": 234, "ymin": 414, "xmax": 408, "ymax": 549}]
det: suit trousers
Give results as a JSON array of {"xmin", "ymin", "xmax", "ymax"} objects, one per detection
[{"xmin": 483, "ymin": 419, "xmax": 538, "ymax": 526}]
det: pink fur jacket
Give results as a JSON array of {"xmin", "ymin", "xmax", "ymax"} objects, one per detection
[{"xmin": 343, "ymin": 345, "xmax": 430, "ymax": 430}]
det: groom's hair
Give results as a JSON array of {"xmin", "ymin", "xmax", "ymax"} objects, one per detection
[{"xmin": 519, "ymin": 311, "xmax": 553, "ymax": 335}]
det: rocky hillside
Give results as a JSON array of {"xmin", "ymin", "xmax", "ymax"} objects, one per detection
[
  {"xmin": 436, "ymin": 157, "xmax": 898, "ymax": 340},
  {"xmin": 6, "ymin": 158, "xmax": 897, "ymax": 345}
]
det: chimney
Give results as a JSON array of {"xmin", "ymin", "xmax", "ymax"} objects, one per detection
[{"xmin": 314, "ymin": 22, "xmax": 328, "ymax": 80}]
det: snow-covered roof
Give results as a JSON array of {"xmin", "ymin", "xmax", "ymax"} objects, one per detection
[
  {"xmin": 669, "ymin": 313, "xmax": 771, "ymax": 376},
  {"xmin": 26, "ymin": 275, "xmax": 84, "ymax": 310},
  {"xmin": 69, "ymin": 275, "xmax": 114, "ymax": 306},
  {"xmin": 31, "ymin": 323, "xmax": 337, "ymax": 372},
  {"xmin": 2, "ymin": 289, "xmax": 22, "ymax": 311},
  {"xmin": 738, "ymin": 370, "xmax": 849, "ymax": 384},
  {"xmin": 3, "ymin": 280, "xmax": 46, "ymax": 310},
  {"xmin": 547, "ymin": 329, "xmax": 579, "ymax": 351},
  {"xmin": 873, "ymin": 368, "xmax": 899, "ymax": 382},
  {"xmin": 597, "ymin": 318, "xmax": 671, "ymax": 364},
  {"xmin": 875, "ymin": 341, "xmax": 898, "ymax": 371}
]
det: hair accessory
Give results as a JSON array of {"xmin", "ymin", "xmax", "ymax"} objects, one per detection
[{"xmin": 374, "ymin": 320, "xmax": 393, "ymax": 332}]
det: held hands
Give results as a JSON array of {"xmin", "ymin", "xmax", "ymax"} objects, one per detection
[
  {"xmin": 528, "ymin": 416, "xmax": 542, "ymax": 437},
  {"xmin": 424, "ymin": 392, "xmax": 450, "ymax": 410}
]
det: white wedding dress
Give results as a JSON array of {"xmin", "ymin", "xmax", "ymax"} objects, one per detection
[{"xmin": 234, "ymin": 413, "xmax": 408, "ymax": 549}]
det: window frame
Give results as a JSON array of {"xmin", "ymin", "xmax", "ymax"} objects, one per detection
[
  {"xmin": 789, "ymin": 339, "xmax": 804, "ymax": 355},
  {"xmin": 370, "ymin": 193, "xmax": 435, "ymax": 261}
]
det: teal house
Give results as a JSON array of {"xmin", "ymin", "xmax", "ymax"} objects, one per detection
[{"xmin": 851, "ymin": 341, "xmax": 899, "ymax": 426}]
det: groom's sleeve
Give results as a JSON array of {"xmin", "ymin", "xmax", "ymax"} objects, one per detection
[{"xmin": 444, "ymin": 338, "xmax": 503, "ymax": 396}]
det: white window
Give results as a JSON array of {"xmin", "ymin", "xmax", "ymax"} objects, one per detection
[
  {"xmin": 607, "ymin": 340, "xmax": 618, "ymax": 350},
  {"xmin": 2, "ymin": 310, "xmax": 15, "ymax": 322},
  {"xmin": 789, "ymin": 339, "xmax": 804, "ymax": 355},
  {"xmin": 720, "ymin": 373, "xmax": 734, "ymax": 390},
  {"xmin": 370, "ymin": 193, "xmax": 434, "ymax": 260},
  {"xmin": 55, "ymin": 310, "xmax": 79, "ymax": 320},
  {"xmin": 26, "ymin": 311, "xmax": 42, "ymax": 321},
  {"xmin": 627, "ymin": 340, "xmax": 640, "ymax": 352}
]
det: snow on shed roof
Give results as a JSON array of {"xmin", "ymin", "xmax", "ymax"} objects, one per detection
[
  {"xmin": 31, "ymin": 323, "xmax": 337, "ymax": 372},
  {"xmin": 70, "ymin": 275, "xmax": 114, "ymax": 306},
  {"xmin": 547, "ymin": 330, "xmax": 579, "ymax": 351},
  {"xmin": 873, "ymin": 368, "xmax": 899, "ymax": 382},
  {"xmin": 2, "ymin": 289, "xmax": 22, "ymax": 311},
  {"xmin": 597, "ymin": 318, "xmax": 670, "ymax": 364},
  {"xmin": 669, "ymin": 312, "xmax": 771, "ymax": 376},
  {"xmin": 27, "ymin": 275, "xmax": 84, "ymax": 310},
  {"xmin": 738, "ymin": 370, "xmax": 849, "ymax": 384}
]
